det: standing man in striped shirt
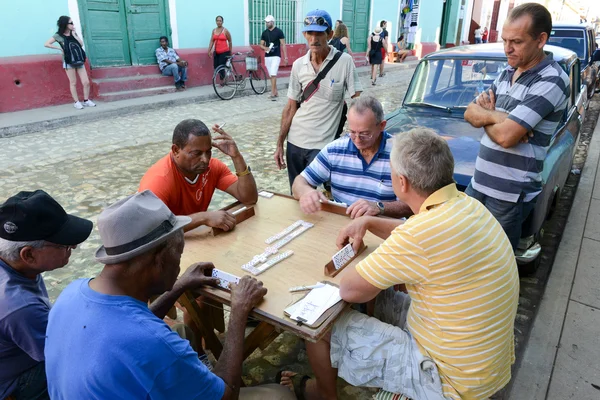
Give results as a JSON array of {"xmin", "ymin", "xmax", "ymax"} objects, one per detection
[
  {"xmin": 278, "ymin": 128, "xmax": 519, "ymax": 400},
  {"xmin": 464, "ymin": 2, "xmax": 570, "ymax": 250},
  {"xmin": 292, "ymin": 96, "xmax": 412, "ymax": 218}
]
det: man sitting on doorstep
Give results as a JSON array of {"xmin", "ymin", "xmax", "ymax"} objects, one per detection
[
  {"xmin": 156, "ymin": 36, "xmax": 188, "ymax": 90},
  {"xmin": 280, "ymin": 127, "xmax": 519, "ymax": 400},
  {"xmin": 44, "ymin": 191, "xmax": 295, "ymax": 400},
  {"xmin": 292, "ymin": 96, "xmax": 412, "ymax": 219},
  {"xmin": 0, "ymin": 190, "xmax": 92, "ymax": 400}
]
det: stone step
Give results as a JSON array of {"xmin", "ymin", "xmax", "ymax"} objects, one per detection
[
  {"xmin": 91, "ymin": 65, "xmax": 161, "ymax": 80},
  {"xmin": 97, "ymin": 85, "xmax": 176, "ymax": 102},
  {"xmin": 95, "ymin": 74, "xmax": 175, "ymax": 93}
]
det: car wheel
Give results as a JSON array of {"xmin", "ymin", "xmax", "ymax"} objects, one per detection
[{"xmin": 518, "ymin": 255, "xmax": 541, "ymax": 276}]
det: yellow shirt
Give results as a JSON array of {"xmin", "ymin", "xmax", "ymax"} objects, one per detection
[{"xmin": 356, "ymin": 184, "xmax": 519, "ymax": 400}]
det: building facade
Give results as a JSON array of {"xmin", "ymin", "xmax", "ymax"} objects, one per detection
[{"xmin": 1, "ymin": 0, "xmax": 465, "ymax": 112}]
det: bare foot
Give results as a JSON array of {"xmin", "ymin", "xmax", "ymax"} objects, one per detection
[{"xmin": 279, "ymin": 371, "xmax": 297, "ymax": 392}]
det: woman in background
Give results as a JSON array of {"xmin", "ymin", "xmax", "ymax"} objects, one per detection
[
  {"xmin": 329, "ymin": 23, "xmax": 353, "ymax": 56},
  {"xmin": 44, "ymin": 16, "xmax": 95, "ymax": 110},
  {"xmin": 208, "ymin": 15, "xmax": 233, "ymax": 76}
]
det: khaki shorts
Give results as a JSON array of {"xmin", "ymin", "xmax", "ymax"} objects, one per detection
[{"xmin": 330, "ymin": 289, "xmax": 448, "ymax": 400}]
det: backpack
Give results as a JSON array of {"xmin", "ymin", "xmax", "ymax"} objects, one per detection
[{"xmin": 53, "ymin": 34, "xmax": 87, "ymax": 66}]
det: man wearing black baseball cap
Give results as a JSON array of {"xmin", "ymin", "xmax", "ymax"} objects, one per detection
[{"xmin": 0, "ymin": 190, "xmax": 92, "ymax": 400}]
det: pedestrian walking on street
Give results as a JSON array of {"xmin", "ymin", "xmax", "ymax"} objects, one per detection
[
  {"xmin": 329, "ymin": 22, "xmax": 353, "ymax": 56},
  {"xmin": 260, "ymin": 15, "xmax": 288, "ymax": 100},
  {"xmin": 367, "ymin": 27, "xmax": 384, "ymax": 85},
  {"xmin": 44, "ymin": 16, "xmax": 96, "ymax": 110},
  {"xmin": 208, "ymin": 16, "xmax": 232, "ymax": 78},
  {"xmin": 155, "ymin": 36, "xmax": 188, "ymax": 90},
  {"xmin": 378, "ymin": 20, "xmax": 389, "ymax": 77},
  {"xmin": 273, "ymin": 9, "xmax": 362, "ymax": 188}
]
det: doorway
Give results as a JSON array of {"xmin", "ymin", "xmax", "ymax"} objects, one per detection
[
  {"xmin": 78, "ymin": 0, "xmax": 171, "ymax": 67},
  {"xmin": 342, "ymin": 0, "xmax": 370, "ymax": 52}
]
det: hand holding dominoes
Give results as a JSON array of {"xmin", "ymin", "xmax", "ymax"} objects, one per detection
[
  {"xmin": 176, "ymin": 262, "xmax": 220, "ymax": 292},
  {"xmin": 336, "ymin": 218, "xmax": 368, "ymax": 253}
]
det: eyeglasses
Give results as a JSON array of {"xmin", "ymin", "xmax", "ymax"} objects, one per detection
[
  {"xmin": 304, "ymin": 16, "xmax": 329, "ymax": 27},
  {"xmin": 345, "ymin": 130, "xmax": 374, "ymax": 140},
  {"xmin": 43, "ymin": 243, "xmax": 72, "ymax": 251}
]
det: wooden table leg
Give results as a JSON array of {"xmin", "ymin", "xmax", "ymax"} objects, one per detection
[
  {"xmin": 242, "ymin": 321, "xmax": 279, "ymax": 360},
  {"xmin": 179, "ymin": 290, "xmax": 224, "ymax": 359}
]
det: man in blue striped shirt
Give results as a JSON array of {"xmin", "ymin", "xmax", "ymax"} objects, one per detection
[
  {"xmin": 464, "ymin": 3, "xmax": 569, "ymax": 250},
  {"xmin": 292, "ymin": 96, "xmax": 412, "ymax": 219}
]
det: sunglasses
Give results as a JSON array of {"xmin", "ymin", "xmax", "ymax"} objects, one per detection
[
  {"xmin": 304, "ymin": 16, "xmax": 329, "ymax": 27},
  {"xmin": 68, "ymin": 22, "xmax": 74, "ymax": 25}
]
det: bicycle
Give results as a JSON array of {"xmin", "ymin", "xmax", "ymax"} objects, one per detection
[{"xmin": 212, "ymin": 51, "xmax": 268, "ymax": 100}]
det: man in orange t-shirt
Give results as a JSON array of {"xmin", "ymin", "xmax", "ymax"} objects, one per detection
[{"xmin": 139, "ymin": 119, "xmax": 258, "ymax": 232}]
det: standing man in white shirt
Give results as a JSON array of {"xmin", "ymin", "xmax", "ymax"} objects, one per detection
[{"xmin": 273, "ymin": 9, "xmax": 362, "ymax": 188}]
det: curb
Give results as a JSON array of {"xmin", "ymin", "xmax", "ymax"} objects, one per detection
[{"xmin": 0, "ymin": 63, "xmax": 416, "ymax": 138}]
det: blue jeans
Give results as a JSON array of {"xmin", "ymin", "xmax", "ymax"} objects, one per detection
[
  {"xmin": 11, "ymin": 362, "xmax": 49, "ymax": 400},
  {"xmin": 162, "ymin": 63, "xmax": 187, "ymax": 84},
  {"xmin": 465, "ymin": 183, "xmax": 536, "ymax": 251}
]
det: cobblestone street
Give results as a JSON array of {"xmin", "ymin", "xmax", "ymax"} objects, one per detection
[{"xmin": 0, "ymin": 68, "xmax": 416, "ymax": 399}]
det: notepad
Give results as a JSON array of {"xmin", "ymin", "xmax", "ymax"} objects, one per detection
[{"xmin": 286, "ymin": 284, "xmax": 342, "ymax": 326}]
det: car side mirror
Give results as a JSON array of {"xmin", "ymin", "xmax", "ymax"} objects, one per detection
[{"xmin": 593, "ymin": 49, "xmax": 600, "ymax": 62}]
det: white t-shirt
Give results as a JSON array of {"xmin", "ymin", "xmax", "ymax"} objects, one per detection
[{"xmin": 474, "ymin": 28, "xmax": 482, "ymax": 39}]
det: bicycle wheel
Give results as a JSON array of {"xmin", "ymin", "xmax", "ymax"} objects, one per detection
[
  {"xmin": 249, "ymin": 66, "xmax": 268, "ymax": 95},
  {"xmin": 213, "ymin": 66, "xmax": 237, "ymax": 100}
]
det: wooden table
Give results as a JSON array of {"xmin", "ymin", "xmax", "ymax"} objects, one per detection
[{"xmin": 178, "ymin": 193, "xmax": 383, "ymax": 360}]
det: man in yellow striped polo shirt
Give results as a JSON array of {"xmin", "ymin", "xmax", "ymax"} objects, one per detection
[{"xmin": 279, "ymin": 127, "xmax": 519, "ymax": 400}]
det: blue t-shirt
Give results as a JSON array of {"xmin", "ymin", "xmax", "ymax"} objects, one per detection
[
  {"xmin": 0, "ymin": 259, "xmax": 50, "ymax": 398},
  {"xmin": 45, "ymin": 279, "xmax": 225, "ymax": 400}
]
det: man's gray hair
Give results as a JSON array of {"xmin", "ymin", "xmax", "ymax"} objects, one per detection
[
  {"xmin": 390, "ymin": 127, "xmax": 455, "ymax": 196},
  {"xmin": 349, "ymin": 95, "xmax": 384, "ymax": 124},
  {"xmin": 0, "ymin": 238, "xmax": 45, "ymax": 262}
]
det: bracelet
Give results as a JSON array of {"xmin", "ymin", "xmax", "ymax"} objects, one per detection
[{"xmin": 236, "ymin": 165, "xmax": 252, "ymax": 177}]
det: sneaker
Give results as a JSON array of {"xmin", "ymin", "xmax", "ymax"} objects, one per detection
[
  {"xmin": 83, "ymin": 99, "xmax": 96, "ymax": 107},
  {"xmin": 74, "ymin": 101, "xmax": 84, "ymax": 110},
  {"xmin": 198, "ymin": 354, "xmax": 213, "ymax": 371}
]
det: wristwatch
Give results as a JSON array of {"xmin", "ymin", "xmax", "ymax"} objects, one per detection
[
  {"xmin": 236, "ymin": 165, "xmax": 252, "ymax": 177},
  {"xmin": 376, "ymin": 201, "xmax": 385, "ymax": 215}
]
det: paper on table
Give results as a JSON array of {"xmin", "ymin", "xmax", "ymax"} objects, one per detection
[{"xmin": 288, "ymin": 284, "xmax": 342, "ymax": 326}]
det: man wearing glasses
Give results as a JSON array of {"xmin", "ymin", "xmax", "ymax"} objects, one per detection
[
  {"xmin": 0, "ymin": 190, "xmax": 92, "ymax": 400},
  {"xmin": 274, "ymin": 9, "xmax": 362, "ymax": 188},
  {"xmin": 292, "ymin": 96, "xmax": 412, "ymax": 219}
]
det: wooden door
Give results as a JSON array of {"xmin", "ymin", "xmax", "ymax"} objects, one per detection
[
  {"xmin": 343, "ymin": 0, "xmax": 370, "ymax": 52},
  {"xmin": 78, "ymin": 0, "xmax": 131, "ymax": 67},
  {"xmin": 124, "ymin": 0, "xmax": 170, "ymax": 65}
]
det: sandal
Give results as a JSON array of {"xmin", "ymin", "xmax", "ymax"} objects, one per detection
[{"xmin": 275, "ymin": 370, "xmax": 311, "ymax": 400}]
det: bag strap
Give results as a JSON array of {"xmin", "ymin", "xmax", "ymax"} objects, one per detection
[{"xmin": 299, "ymin": 50, "xmax": 343, "ymax": 104}]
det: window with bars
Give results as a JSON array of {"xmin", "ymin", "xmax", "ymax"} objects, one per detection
[{"xmin": 248, "ymin": 0, "xmax": 306, "ymax": 45}]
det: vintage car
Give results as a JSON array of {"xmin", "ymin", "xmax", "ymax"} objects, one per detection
[
  {"xmin": 385, "ymin": 43, "xmax": 586, "ymax": 272},
  {"xmin": 549, "ymin": 23, "xmax": 600, "ymax": 101}
]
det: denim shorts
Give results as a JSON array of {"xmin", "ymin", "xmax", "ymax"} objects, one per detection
[{"xmin": 330, "ymin": 289, "xmax": 448, "ymax": 400}]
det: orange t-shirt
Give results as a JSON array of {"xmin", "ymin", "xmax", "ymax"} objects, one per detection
[{"xmin": 139, "ymin": 153, "xmax": 238, "ymax": 215}]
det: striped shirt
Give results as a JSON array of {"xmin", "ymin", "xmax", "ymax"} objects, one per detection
[
  {"xmin": 356, "ymin": 184, "xmax": 519, "ymax": 400},
  {"xmin": 472, "ymin": 55, "xmax": 570, "ymax": 202},
  {"xmin": 300, "ymin": 132, "xmax": 397, "ymax": 205}
]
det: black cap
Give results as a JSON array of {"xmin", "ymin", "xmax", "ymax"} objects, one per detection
[{"xmin": 0, "ymin": 190, "xmax": 93, "ymax": 245}]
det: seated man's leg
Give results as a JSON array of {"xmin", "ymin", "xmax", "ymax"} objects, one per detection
[
  {"xmin": 162, "ymin": 63, "xmax": 180, "ymax": 84},
  {"xmin": 179, "ymin": 65, "xmax": 188, "ymax": 84},
  {"xmin": 12, "ymin": 361, "xmax": 49, "ymax": 400}
]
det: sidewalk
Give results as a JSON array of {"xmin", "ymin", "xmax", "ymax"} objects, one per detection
[
  {"xmin": 0, "ymin": 61, "xmax": 417, "ymax": 138},
  {"xmin": 509, "ymin": 111, "xmax": 600, "ymax": 399}
]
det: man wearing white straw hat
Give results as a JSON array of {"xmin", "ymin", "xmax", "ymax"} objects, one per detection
[{"xmin": 44, "ymin": 191, "xmax": 294, "ymax": 400}]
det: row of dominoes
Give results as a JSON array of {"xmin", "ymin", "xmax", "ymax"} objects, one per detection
[
  {"xmin": 265, "ymin": 220, "xmax": 304, "ymax": 244},
  {"xmin": 242, "ymin": 250, "xmax": 294, "ymax": 275},
  {"xmin": 272, "ymin": 222, "xmax": 313, "ymax": 250}
]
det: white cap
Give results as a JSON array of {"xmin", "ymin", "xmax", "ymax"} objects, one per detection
[{"xmin": 265, "ymin": 15, "xmax": 275, "ymax": 22}]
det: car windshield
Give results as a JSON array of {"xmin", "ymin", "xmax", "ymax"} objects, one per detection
[
  {"xmin": 548, "ymin": 29, "xmax": 585, "ymax": 59},
  {"xmin": 404, "ymin": 58, "xmax": 509, "ymax": 109}
]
